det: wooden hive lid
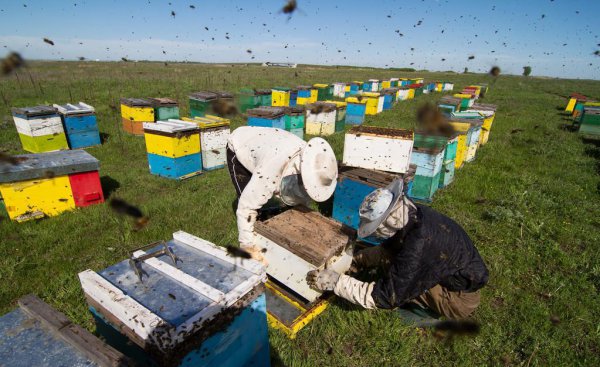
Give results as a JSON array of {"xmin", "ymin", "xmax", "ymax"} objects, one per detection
[
  {"xmin": 189, "ymin": 91, "xmax": 217, "ymax": 101},
  {"xmin": 78, "ymin": 231, "xmax": 266, "ymax": 356},
  {"xmin": 0, "ymin": 150, "xmax": 99, "ymax": 183},
  {"xmin": 345, "ymin": 97, "xmax": 368, "ymax": 104},
  {"xmin": 322, "ymin": 100, "xmax": 347, "ymax": 108},
  {"xmin": 53, "ymin": 102, "xmax": 95, "ymax": 115},
  {"xmin": 148, "ymin": 98, "xmax": 178, "ymax": 107},
  {"xmin": 253, "ymin": 89, "xmax": 272, "ymax": 95},
  {"xmin": 209, "ymin": 90, "xmax": 233, "ymax": 99},
  {"xmin": 254, "ymin": 207, "xmax": 351, "ymax": 267},
  {"xmin": 282, "ymin": 106, "xmax": 306, "ymax": 116},
  {"xmin": 313, "ymin": 83, "xmax": 329, "ymax": 88},
  {"xmin": 348, "ymin": 125, "xmax": 414, "ymax": 140},
  {"xmin": 381, "ymin": 88, "xmax": 400, "ymax": 94},
  {"xmin": 471, "ymin": 102, "xmax": 497, "ymax": 111},
  {"xmin": 296, "ymin": 85, "xmax": 313, "ymax": 90},
  {"xmin": 11, "ymin": 105, "xmax": 58, "ymax": 117},
  {"xmin": 247, "ymin": 106, "xmax": 285, "ymax": 118},
  {"xmin": 0, "ymin": 294, "xmax": 131, "ymax": 367},
  {"xmin": 120, "ymin": 98, "xmax": 152, "ymax": 107},
  {"xmin": 306, "ymin": 102, "xmax": 337, "ymax": 113}
]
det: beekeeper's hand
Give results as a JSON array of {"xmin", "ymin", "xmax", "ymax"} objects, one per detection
[{"xmin": 306, "ymin": 269, "xmax": 340, "ymax": 292}]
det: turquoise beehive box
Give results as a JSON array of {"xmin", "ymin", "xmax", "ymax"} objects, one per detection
[{"xmin": 79, "ymin": 231, "xmax": 270, "ymax": 367}]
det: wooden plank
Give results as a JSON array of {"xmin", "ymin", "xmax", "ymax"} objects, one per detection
[
  {"xmin": 18, "ymin": 294, "xmax": 130, "ymax": 367},
  {"xmin": 133, "ymin": 250, "xmax": 226, "ymax": 303}
]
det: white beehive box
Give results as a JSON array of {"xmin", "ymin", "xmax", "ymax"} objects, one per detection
[
  {"xmin": 305, "ymin": 102, "xmax": 337, "ymax": 136},
  {"xmin": 332, "ymin": 82, "xmax": 346, "ymax": 98},
  {"xmin": 343, "ymin": 125, "xmax": 414, "ymax": 174},
  {"xmin": 253, "ymin": 207, "xmax": 354, "ymax": 302}
]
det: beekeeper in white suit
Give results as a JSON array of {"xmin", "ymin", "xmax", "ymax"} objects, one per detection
[{"xmin": 226, "ymin": 126, "xmax": 338, "ymax": 261}]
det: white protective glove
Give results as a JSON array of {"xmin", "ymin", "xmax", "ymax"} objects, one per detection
[{"xmin": 306, "ymin": 269, "xmax": 340, "ymax": 292}]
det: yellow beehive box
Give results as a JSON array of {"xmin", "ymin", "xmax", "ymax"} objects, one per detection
[
  {"xmin": 565, "ymin": 98, "xmax": 577, "ymax": 113},
  {"xmin": 381, "ymin": 80, "xmax": 391, "ymax": 89},
  {"xmin": 271, "ymin": 89, "xmax": 291, "ymax": 107},
  {"xmin": 0, "ymin": 176, "xmax": 75, "ymax": 222},
  {"xmin": 120, "ymin": 98, "xmax": 155, "ymax": 122},
  {"xmin": 436, "ymin": 82, "xmax": 443, "ymax": 92},
  {"xmin": 144, "ymin": 120, "xmax": 200, "ymax": 157},
  {"xmin": 450, "ymin": 122, "xmax": 470, "ymax": 169},
  {"xmin": 361, "ymin": 92, "xmax": 383, "ymax": 115},
  {"xmin": 407, "ymin": 89, "xmax": 415, "ymax": 99},
  {"xmin": 309, "ymin": 88, "xmax": 318, "ymax": 103}
]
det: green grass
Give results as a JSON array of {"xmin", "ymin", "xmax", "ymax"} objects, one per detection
[{"xmin": 1, "ymin": 62, "xmax": 600, "ymax": 366}]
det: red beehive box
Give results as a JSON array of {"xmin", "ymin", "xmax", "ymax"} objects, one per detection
[{"xmin": 68, "ymin": 171, "xmax": 104, "ymax": 207}]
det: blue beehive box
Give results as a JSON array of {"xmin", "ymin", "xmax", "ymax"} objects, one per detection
[
  {"xmin": 289, "ymin": 89, "xmax": 298, "ymax": 107},
  {"xmin": 79, "ymin": 231, "xmax": 270, "ymax": 367},
  {"xmin": 345, "ymin": 98, "xmax": 367, "ymax": 125},
  {"xmin": 333, "ymin": 167, "xmax": 413, "ymax": 245},
  {"xmin": 0, "ymin": 294, "xmax": 130, "ymax": 366},
  {"xmin": 247, "ymin": 106, "xmax": 286, "ymax": 129},
  {"xmin": 54, "ymin": 102, "xmax": 101, "ymax": 149}
]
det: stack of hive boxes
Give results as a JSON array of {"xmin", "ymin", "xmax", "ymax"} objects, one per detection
[
  {"xmin": 254, "ymin": 89, "xmax": 273, "ymax": 107},
  {"xmin": 323, "ymin": 100, "xmax": 347, "ymax": 132},
  {"xmin": 181, "ymin": 115, "xmax": 231, "ymax": 170},
  {"xmin": 439, "ymin": 135, "xmax": 458, "ymax": 188},
  {"xmin": 381, "ymin": 88, "xmax": 399, "ymax": 110},
  {"xmin": 305, "ymin": 102, "xmax": 337, "ymax": 136},
  {"xmin": 408, "ymin": 134, "xmax": 447, "ymax": 202},
  {"xmin": 338, "ymin": 126, "xmax": 414, "ymax": 243},
  {"xmin": 120, "ymin": 98, "xmax": 154, "ymax": 135},
  {"xmin": 438, "ymin": 96, "xmax": 462, "ymax": 115},
  {"xmin": 53, "ymin": 102, "xmax": 101, "ymax": 149},
  {"xmin": 12, "ymin": 106, "xmax": 69, "ymax": 153},
  {"xmin": 468, "ymin": 103, "xmax": 497, "ymax": 145},
  {"xmin": 247, "ymin": 106, "xmax": 285, "ymax": 129},
  {"xmin": 0, "ymin": 150, "xmax": 103, "ymax": 222},
  {"xmin": 296, "ymin": 86, "xmax": 312, "ymax": 105},
  {"xmin": 143, "ymin": 120, "xmax": 202, "ymax": 179}
]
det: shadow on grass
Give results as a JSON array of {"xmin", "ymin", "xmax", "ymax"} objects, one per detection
[
  {"xmin": 100, "ymin": 175, "xmax": 120, "ymax": 199},
  {"xmin": 558, "ymin": 123, "xmax": 578, "ymax": 132},
  {"xmin": 270, "ymin": 342, "xmax": 287, "ymax": 367},
  {"xmin": 100, "ymin": 132, "xmax": 111, "ymax": 144}
]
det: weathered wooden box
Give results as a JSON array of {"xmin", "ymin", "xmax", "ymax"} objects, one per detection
[
  {"xmin": 247, "ymin": 106, "xmax": 286, "ymax": 129},
  {"xmin": 254, "ymin": 207, "xmax": 354, "ymax": 302},
  {"xmin": 305, "ymin": 102, "xmax": 337, "ymax": 136},
  {"xmin": 143, "ymin": 120, "xmax": 202, "ymax": 180},
  {"xmin": 342, "ymin": 126, "xmax": 414, "ymax": 174},
  {"xmin": 0, "ymin": 294, "xmax": 130, "ymax": 367},
  {"xmin": 150, "ymin": 97, "xmax": 180, "ymax": 121},
  {"xmin": 54, "ymin": 102, "xmax": 101, "ymax": 149},
  {"xmin": 180, "ymin": 115, "xmax": 231, "ymax": 170},
  {"xmin": 0, "ymin": 150, "xmax": 103, "ymax": 221},
  {"xmin": 12, "ymin": 105, "xmax": 69, "ymax": 153},
  {"xmin": 344, "ymin": 97, "xmax": 367, "ymax": 125},
  {"xmin": 79, "ymin": 231, "xmax": 269, "ymax": 367}
]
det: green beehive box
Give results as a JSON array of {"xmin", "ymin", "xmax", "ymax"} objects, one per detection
[
  {"xmin": 579, "ymin": 108, "xmax": 600, "ymax": 136},
  {"xmin": 238, "ymin": 88, "xmax": 260, "ymax": 113},
  {"xmin": 189, "ymin": 91, "xmax": 217, "ymax": 118},
  {"xmin": 149, "ymin": 98, "xmax": 180, "ymax": 121},
  {"xmin": 283, "ymin": 106, "xmax": 305, "ymax": 130},
  {"xmin": 255, "ymin": 89, "xmax": 272, "ymax": 106},
  {"xmin": 413, "ymin": 132, "xmax": 448, "ymax": 150}
]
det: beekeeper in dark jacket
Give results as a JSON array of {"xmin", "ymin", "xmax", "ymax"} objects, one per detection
[{"xmin": 307, "ymin": 179, "xmax": 489, "ymax": 319}]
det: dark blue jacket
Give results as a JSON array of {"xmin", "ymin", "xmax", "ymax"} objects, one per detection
[{"xmin": 371, "ymin": 204, "xmax": 489, "ymax": 309}]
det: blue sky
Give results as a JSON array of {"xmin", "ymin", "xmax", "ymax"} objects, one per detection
[{"xmin": 1, "ymin": 0, "xmax": 599, "ymax": 79}]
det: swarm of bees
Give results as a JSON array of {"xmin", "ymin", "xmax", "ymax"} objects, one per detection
[
  {"xmin": 211, "ymin": 98, "xmax": 238, "ymax": 117},
  {"xmin": 43, "ymin": 38, "xmax": 55, "ymax": 46},
  {"xmin": 489, "ymin": 66, "xmax": 501, "ymax": 77},
  {"xmin": 1, "ymin": 52, "xmax": 25, "ymax": 76},
  {"xmin": 416, "ymin": 103, "xmax": 454, "ymax": 137}
]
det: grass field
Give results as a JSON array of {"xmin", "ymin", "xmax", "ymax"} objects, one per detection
[{"xmin": 1, "ymin": 61, "xmax": 599, "ymax": 366}]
